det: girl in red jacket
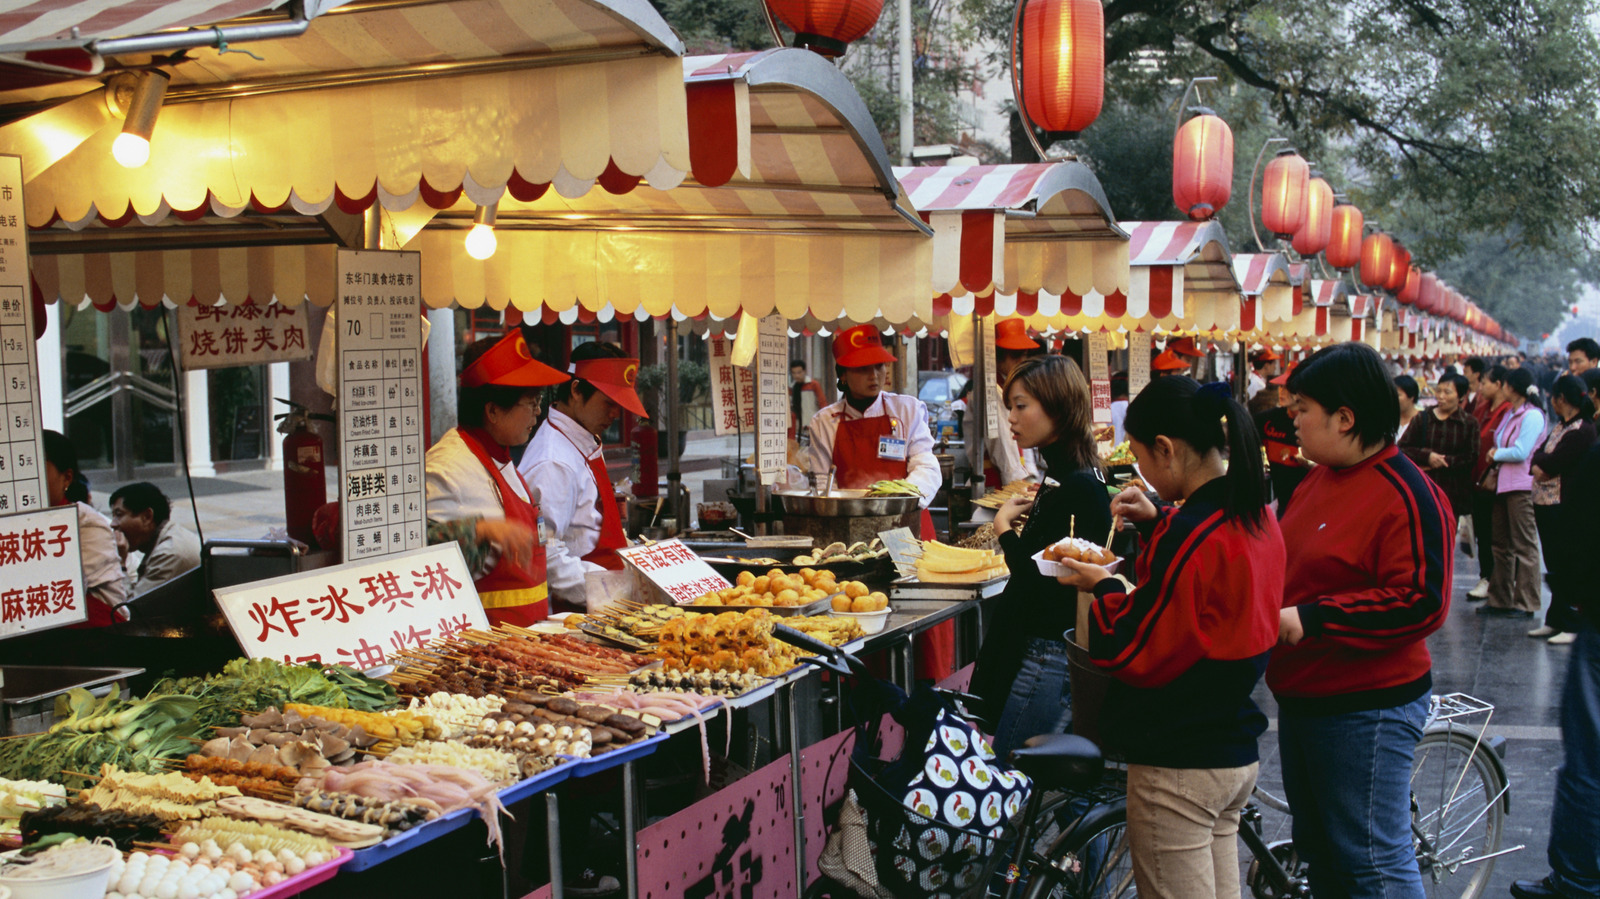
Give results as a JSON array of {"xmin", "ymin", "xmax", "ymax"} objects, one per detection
[{"xmin": 1055, "ymin": 376, "xmax": 1284, "ymax": 899}]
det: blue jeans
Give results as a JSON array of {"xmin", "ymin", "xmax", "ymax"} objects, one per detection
[
  {"xmin": 1549, "ymin": 622, "xmax": 1600, "ymax": 897},
  {"xmin": 992, "ymin": 637, "xmax": 1072, "ymax": 758},
  {"xmin": 1278, "ymin": 694, "xmax": 1430, "ymax": 899}
]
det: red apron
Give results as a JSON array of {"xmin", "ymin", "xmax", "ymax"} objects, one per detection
[
  {"xmin": 830, "ymin": 412, "xmax": 953, "ymax": 680},
  {"xmin": 559, "ymin": 429, "xmax": 628, "ymax": 571},
  {"xmin": 457, "ymin": 431, "xmax": 550, "ymax": 627}
]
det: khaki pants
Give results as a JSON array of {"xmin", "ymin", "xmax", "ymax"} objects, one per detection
[
  {"xmin": 1489, "ymin": 490, "xmax": 1542, "ymax": 612},
  {"xmin": 1126, "ymin": 763, "xmax": 1259, "ymax": 899}
]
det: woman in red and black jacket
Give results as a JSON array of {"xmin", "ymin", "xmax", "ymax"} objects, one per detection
[
  {"xmin": 1053, "ymin": 376, "xmax": 1283, "ymax": 899},
  {"xmin": 1273, "ymin": 341, "xmax": 1453, "ymax": 899}
]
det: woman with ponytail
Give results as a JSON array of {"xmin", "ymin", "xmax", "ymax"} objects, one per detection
[{"xmin": 1053, "ymin": 376, "xmax": 1283, "ymax": 899}]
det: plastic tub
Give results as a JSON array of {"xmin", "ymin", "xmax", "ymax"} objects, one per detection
[
  {"xmin": 0, "ymin": 857, "xmax": 116, "ymax": 899},
  {"xmin": 828, "ymin": 607, "xmax": 891, "ymax": 635}
]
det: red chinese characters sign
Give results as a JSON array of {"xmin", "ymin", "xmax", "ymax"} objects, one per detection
[
  {"xmin": 177, "ymin": 301, "xmax": 313, "ymax": 371},
  {"xmin": 616, "ymin": 539, "xmax": 732, "ymax": 605},
  {"xmin": 709, "ymin": 336, "xmax": 756, "ymax": 437},
  {"xmin": 0, "ymin": 505, "xmax": 86, "ymax": 639},
  {"xmin": 212, "ymin": 543, "xmax": 488, "ymax": 668}
]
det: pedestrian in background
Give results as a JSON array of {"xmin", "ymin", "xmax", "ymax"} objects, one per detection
[
  {"xmin": 1481, "ymin": 367, "xmax": 1547, "ymax": 619},
  {"xmin": 1394, "ymin": 375, "xmax": 1420, "ymax": 442},
  {"xmin": 1397, "ymin": 372, "xmax": 1478, "ymax": 523},
  {"xmin": 1528, "ymin": 375, "xmax": 1596, "ymax": 644},
  {"xmin": 1466, "ymin": 363, "xmax": 1511, "ymax": 601},
  {"xmin": 1272, "ymin": 342, "xmax": 1452, "ymax": 899},
  {"xmin": 1513, "ymin": 369, "xmax": 1600, "ymax": 899}
]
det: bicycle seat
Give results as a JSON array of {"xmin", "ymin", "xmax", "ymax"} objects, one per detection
[{"xmin": 1009, "ymin": 734, "xmax": 1104, "ymax": 791}]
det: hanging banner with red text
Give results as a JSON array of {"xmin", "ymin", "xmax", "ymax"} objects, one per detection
[
  {"xmin": 0, "ymin": 506, "xmax": 86, "ymax": 639},
  {"xmin": 709, "ymin": 335, "xmax": 756, "ymax": 437},
  {"xmin": 616, "ymin": 539, "xmax": 732, "ymax": 605},
  {"xmin": 177, "ymin": 301, "xmax": 312, "ymax": 371},
  {"xmin": 1086, "ymin": 332, "xmax": 1112, "ymax": 425},
  {"xmin": 213, "ymin": 543, "xmax": 488, "ymax": 668}
]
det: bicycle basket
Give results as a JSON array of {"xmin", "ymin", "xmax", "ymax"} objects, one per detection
[{"xmin": 850, "ymin": 753, "xmax": 1023, "ymax": 898}]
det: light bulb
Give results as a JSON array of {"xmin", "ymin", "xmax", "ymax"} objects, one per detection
[
  {"xmin": 112, "ymin": 132, "xmax": 150, "ymax": 168},
  {"xmin": 464, "ymin": 223, "xmax": 497, "ymax": 260}
]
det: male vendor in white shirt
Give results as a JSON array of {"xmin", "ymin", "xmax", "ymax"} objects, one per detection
[{"xmin": 518, "ymin": 341, "xmax": 648, "ymax": 611}]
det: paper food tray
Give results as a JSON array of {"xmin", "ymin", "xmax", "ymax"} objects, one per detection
[{"xmin": 1032, "ymin": 548, "xmax": 1122, "ymax": 579}]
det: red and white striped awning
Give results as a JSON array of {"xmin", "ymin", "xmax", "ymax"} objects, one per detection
[
  {"xmin": 0, "ymin": 0, "xmax": 288, "ymax": 55},
  {"xmin": 893, "ymin": 162, "xmax": 1127, "ymax": 303},
  {"xmin": 32, "ymin": 48, "xmax": 935, "ymax": 325},
  {"xmin": 1232, "ymin": 253, "xmax": 1300, "ymax": 332},
  {"xmin": 14, "ymin": 0, "xmax": 692, "ymax": 228},
  {"xmin": 1123, "ymin": 220, "xmax": 1241, "ymax": 331}
]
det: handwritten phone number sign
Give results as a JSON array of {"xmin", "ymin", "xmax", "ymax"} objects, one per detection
[
  {"xmin": 214, "ymin": 542, "xmax": 489, "ymax": 669},
  {"xmin": 0, "ymin": 506, "xmax": 86, "ymax": 639},
  {"xmin": 616, "ymin": 539, "xmax": 732, "ymax": 605}
]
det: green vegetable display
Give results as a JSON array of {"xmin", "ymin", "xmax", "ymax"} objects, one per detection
[
  {"xmin": 0, "ymin": 689, "xmax": 205, "ymax": 787},
  {"xmin": 322, "ymin": 665, "xmax": 399, "ymax": 712},
  {"xmin": 155, "ymin": 658, "xmax": 353, "ymax": 729}
]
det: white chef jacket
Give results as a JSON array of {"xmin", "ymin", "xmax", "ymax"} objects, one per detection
[
  {"xmin": 425, "ymin": 428, "xmax": 531, "ymax": 577},
  {"xmin": 806, "ymin": 392, "xmax": 942, "ymax": 509},
  {"xmin": 960, "ymin": 384, "xmax": 1039, "ymax": 485},
  {"xmin": 517, "ymin": 408, "xmax": 606, "ymax": 605}
]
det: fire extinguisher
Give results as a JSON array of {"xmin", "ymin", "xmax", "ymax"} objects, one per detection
[{"xmin": 275, "ymin": 398, "xmax": 334, "ymax": 546}]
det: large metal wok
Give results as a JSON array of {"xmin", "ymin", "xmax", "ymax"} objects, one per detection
[{"xmin": 776, "ymin": 490, "xmax": 920, "ymax": 518}]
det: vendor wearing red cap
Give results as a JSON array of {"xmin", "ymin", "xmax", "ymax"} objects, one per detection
[
  {"xmin": 426, "ymin": 331, "xmax": 568, "ymax": 627},
  {"xmin": 807, "ymin": 325, "xmax": 944, "ymax": 520},
  {"xmin": 519, "ymin": 341, "xmax": 646, "ymax": 610},
  {"xmin": 963, "ymin": 317, "xmax": 1045, "ymax": 487},
  {"xmin": 1247, "ymin": 347, "xmax": 1281, "ymax": 400},
  {"xmin": 1151, "ymin": 347, "xmax": 1191, "ymax": 376},
  {"xmin": 1254, "ymin": 361, "xmax": 1310, "ymax": 513}
]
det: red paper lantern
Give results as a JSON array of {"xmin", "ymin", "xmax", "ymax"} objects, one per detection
[
  {"xmin": 1418, "ymin": 272, "xmax": 1440, "ymax": 314},
  {"xmin": 1291, "ymin": 176, "xmax": 1334, "ymax": 256},
  {"xmin": 1399, "ymin": 267, "xmax": 1420, "ymax": 305},
  {"xmin": 1359, "ymin": 231, "xmax": 1394, "ymax": 288},
  {"xmin": 1019, "ymin": 0, "xmax": 1104, "ymax": 136},
  {"xmin": 766, "ymin": 0, "xmax": 886, "ymax": 57},
  {"xmin": 1260, "ymin": 150, "xmax": 1309, "ymax": 238},
  {"xmin": 1384, "ymin": 242, "xmax": 1410, "ymax": 293},
  {"xmin": 1172, "ymin": 112, "xmax": 1233, "ymax": 221},
  {"xmin": 1327, "ymin": 203, "xmax": 1363, "ymax": 269}
]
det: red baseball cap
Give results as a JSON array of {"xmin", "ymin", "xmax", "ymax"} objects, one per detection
[
  {"xmin": 571, "ymin": 357, "xmax": 648, "ymax": 417},
  {"xmin": 1168, "ymin": 336, "xmax": 1206, "ymax": 358},
  {"xmin": 460, "ymin": 330, "xmax": 569, "ymax": 388},
  {"xmin": 995, "ymin": 317, "xmax": 1041, "ymax": 351},
  {"xmin": 1251, "ymin": 347, "xmax": 1282, "ymax": 363},
  {"xmin": 1270, "ymin": 360, "xmax": 1298, "ymax": 386},
  {"xmin": 832, "ymin": 324, "xmax": 897, "ymax": 368},
  {"xmin": 1152, "ymin": 348, "xmax": 1190, "ymax": 371}
]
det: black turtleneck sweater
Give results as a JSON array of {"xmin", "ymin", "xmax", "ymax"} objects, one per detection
[{"xmin": 969, "ymin": 442, "xmax": 1112, "ymax": 721}]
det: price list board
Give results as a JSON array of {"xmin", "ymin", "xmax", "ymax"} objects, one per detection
[
  {"xmin": 0, "ymin": 155, "xmax": 45, "ymax": 517},
  {"xmin": 336, "ymin": 250, "xmax": 425, "ymax": 562},
  {"xmin": 755, "ymin": 314, "xmax": 788, "ymax": 485}
]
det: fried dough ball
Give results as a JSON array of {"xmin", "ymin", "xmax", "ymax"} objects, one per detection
[
  {"xmin": 850, "ymin": 596, "xmax": 875, "ymax": 612},
  {"xmin": 831, "ymin": 595, "xmax": 852, "ymax": 612},
  {"xmin": 737, "ymin": 571, "xmax": 756, "ymax": 587},
  {"xmin": 843, "ymin": 581, "xmax": 869, "ymax": 599}
]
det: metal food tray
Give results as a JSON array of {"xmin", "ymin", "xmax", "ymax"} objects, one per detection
[
  {"xmin": 775, "ymin": 491, "xmax": 919, "ymax": 517},
  {"xmin": 571, "ymin": 729, "xmax": 669, "ymax": 777},
  {"xmin": 342, "ymin": 807, "xmax": 477, "ymax": 872},
  {"xmin": 673, "ymin": 594, "xmax": 833, "ymax": 617}
]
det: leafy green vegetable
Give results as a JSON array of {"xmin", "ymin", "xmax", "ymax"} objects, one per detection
[{"xmin": 321, "ymin": 665, "xmax": 399, "ymax": 712}]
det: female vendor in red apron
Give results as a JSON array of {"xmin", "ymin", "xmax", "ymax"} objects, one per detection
[
  {"xmin": 807, "ymin": 324, "xmax": 953, "ymax": 679},
  {"xmin": 424, "ymin": 331, "xmax": 568, "ymax": 627}
]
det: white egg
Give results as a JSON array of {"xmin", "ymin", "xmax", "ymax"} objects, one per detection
[
  {"xmin": 108, "ymin": 893, "xmax": 125, "ymax": 899},
  {"xmin": 119, "ymin": 872, "xmax": 142, "ymax": 893},
  {"xmin": 148, "ymin": 856, "xmax": 170, "ymax": 871},
  {"xmin": 139, "ymin": 875, "xmax": 160, "ymax": 894},
  {"xmin": 219, "ymin": 890, "xmax": 236, "ymax": 899},
  {"xmin": 202, "ymin": 841, "xmax": 223, "ymax": 861},
  {"xmin": 125, "ymin": 894, "xmax": 144, "ymax": 899},
  {"xmin": 181, "ymin": 842, "xmax": 201, "ymax": 859},
  {"xmin": 252, "ymin": 850, "xmax": 275, "ymax": 866},
  {"xmin": 262, "ymin": 872, "xmax": 285, "ymax": 886},
  {"xmin": 130, "ymin": 852, "xmax": 150, "ymax": 864},
  {"xmin": 275, "ymin": 849, "xmax": 296, "ymax": 865},
  {"xmin": 302, "ymin": 851, "xmax": 327, "ymax": 867},
  {"xmin": 228, "ymin": 845, "xmax": 252, "ymax": 863},
  {"xmin": 228, "ymin": 871, "xmax": 255, "ymax": 892},
  {"xmin": 204, "ymin": 873, "xmax": 228, "ymax": 893},
  {"xmin": 154, "ymin": 881, "xmax": 178, "ymax": 899},
  {"xmin": 283, "ymin": 857, "xmax": 305, "ymax": 876}
]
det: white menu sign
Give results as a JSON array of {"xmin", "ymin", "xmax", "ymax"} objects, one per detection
[
  {"xmin": 1128, "ymin": 332, "xmax": 1152, "ymax": 398},
  {"xmin": 336, "ymin": 249, "xmax": 425, "ymax": 562},
  {"xmin": 1087, "ymin": 332, "xmax": 1112, "ymax": 425},
  {"xmin": 980, "ymin": 317, "xmax": 999, "ymax": 439},
  {"xmin": 755, "ymin": 315, "xmax": 788, "ymax": 485},
  {"xmin": 214, "ymin": 543, "xmax": 488, "ymax": 667},
  {"xmin": 0, "ymin": 155, "xmax": 46, "ymax": 518},
  {"xmin": 0, "ymin": 506, "xmax": 86, "ymax": 638},
  {"xmin": 178, "ymin": 301, "xmax": 312, "ymax": 371},
  {"xmin": 616, "ymin": 539, "xmax": 732, "ymax": 605}
]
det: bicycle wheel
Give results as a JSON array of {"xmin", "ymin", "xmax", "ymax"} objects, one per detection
[
  {"xmin": 1021, "ymin": 803, "xmax": 1136, "ymax": 899},
  {"xmin": 1410, "ymin": 730, "xmax": 1507, "ymax": 899}
]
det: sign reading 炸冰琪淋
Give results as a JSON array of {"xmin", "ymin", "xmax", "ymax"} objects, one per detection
[
  {"xmin": 336, "ymin": 249, "xmax": 425, "ymax": 562},
  {"xmin": 0, "ymin": 506, "xmax": 86, "ymax": 639},
  {"xmin": 616, "ymin": 539, "xmax": 732, "ymax": 605},
  {"xmin": 213, "ymin": 543, "xmax": 488, "ymax": 668},
  {"xmin": 177, "ymin": 301, "xmax": 312, "ymax": 371}
]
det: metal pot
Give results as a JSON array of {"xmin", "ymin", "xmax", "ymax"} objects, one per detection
[{"xmin": 776, "ymin": 491, "xmax": 920, "ymax": 518}]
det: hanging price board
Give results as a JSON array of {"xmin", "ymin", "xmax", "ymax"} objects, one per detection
[
  {"xmin": 1087, "ymin": 332, "xmax": 1112, "ymax": 425},
  {"xmin": 1128, "ymin": 332, "xmax": 1152, "ymax": 398},
  {"xmin": 0, "ymin": 154, "xmax": 46, "ymax": 517},
  {"xmin": 336, "ymin": 250, "xmax": 425, "ymax": 562},
  {"xmin": 755, "ymin": 315, "xmax": 788, "ymax": 485}
]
